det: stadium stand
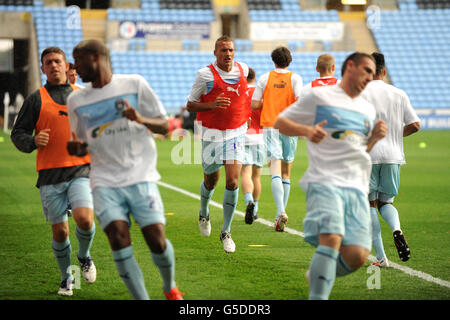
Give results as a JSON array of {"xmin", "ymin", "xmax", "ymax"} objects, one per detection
[
  {"xmin": 0, "ymin": 0, "xmax": 449, "ymax": 118},
  {"xmin": 370, "ymin": 0, "xmax": 450, "ymax": 109}
]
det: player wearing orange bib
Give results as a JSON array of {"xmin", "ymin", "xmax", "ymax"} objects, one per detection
[
  {"xmin": 252, "ymin": 47, "xmax": 303, "ymax": 232},
  {"xmin": 11, "ymin": 47, "xmax": 96, "ymax": 296}
]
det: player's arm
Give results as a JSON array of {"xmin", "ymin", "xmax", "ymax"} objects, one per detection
[
  {"xmin": 403, "ymin": 121, "xmax": 420, "ymax": 137},
  {"xmin": 121, "ymin": 103, "xmax": 169, "ymax": 135},
  {"xmin": 274, "ymin": 117, "xmax": 327, "ymax": 143},
  {"xmin": 67, "ymin": 131, "xmax": 88, "ymax": 157},
  {"xmin": 186, "ymin": 93, "xmax": 230, "ymax": 112},
  {"xmin": 10, "ymin": 92, "xmax": 43, "ymax": 153},
  {"xmin": 251, "ymin": 100, "xmax": 262, "ymax": 110},
  {"xmin": 366, "ymin": 120, "xmax": 387, "ymax": 152}
]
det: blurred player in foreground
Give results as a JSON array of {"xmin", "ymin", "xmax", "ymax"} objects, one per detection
[
  {"xmin": 67, "ymin": 39, "xmax": 183, "ymax": 300},
  {"xmin": 274, "ymin": 52, "xmax": 387, "ymax": 300}
]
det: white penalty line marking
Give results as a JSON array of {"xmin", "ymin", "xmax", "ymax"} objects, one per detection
[{"xmin": 157, "ymin": 180, "xmax": 450, "ymax": 289}]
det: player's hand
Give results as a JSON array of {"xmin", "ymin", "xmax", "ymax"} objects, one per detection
[
  {"xmin": 307, "ymin": 120, "xmax": 327, "ymax": 143},
  {"xmin": 213, "ymin": 93, "xmax": 231, "ymax": 110},
  {"xmin": 34, "ymin": 128, "xmax": 50, "ymax": 148},
  {"xmin": 67, "ymin": 131, "xmax": 88, "ymax": 157},
  {"xmin": 372, "ymin": 120, "xmax": 387, "ymax": 140},
  {"xmin": 121, "ymin": 100, "xmax": 143, "ymax": 124}
]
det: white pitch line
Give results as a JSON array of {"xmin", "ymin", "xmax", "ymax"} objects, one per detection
[{"xmin": 157, "ymin": 180, "xmax": 450, "ymax": 289}]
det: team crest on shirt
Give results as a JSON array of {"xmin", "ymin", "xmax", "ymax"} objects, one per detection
[{"xmin": 315, "ymin": 105, "xmax": 373, "ymax": 143}]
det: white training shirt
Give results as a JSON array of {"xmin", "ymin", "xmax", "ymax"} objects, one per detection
[
  {"xmin": 187, "ymin": 61, "xmax": 249, "ymax": 142},
  {"xmin": 251, "ymin": 68, "xmax": 304, "ymax": 102},
  {"xmin": 279, "ymin": 85, "xmax": 376, "ymax": 195},
  {"xmin": 67, "ymin": 74, "xmax": 167, "ymax": 189},
  {"xmin": 361, "ymin": 80, "xmax": 420, "ymax": 165}
]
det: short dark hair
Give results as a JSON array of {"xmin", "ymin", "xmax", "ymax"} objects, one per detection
[
  {"xmin": 68, "ymin": 62, "xmax": 75, "ymax": 70},
  {"xmin": 73, "ymin": 39, "xmax": 110, "ymax": 60},
  {"xmin": 371, "ymin": 52, "xmax": 386, "ymax": 77},
  {"xmin": 40, "ymin": 47, "xmax": 66, "ymax": 64},
  {"xmin": 271, "ymin": 46, "xmax": 292, "ymax": 68},
  {"xmin": 215, "ymin": 35, "xmax": 234, "ymax": 50},
  {"xmin": 341, "ymin": 52, "xmax": 375, "ymax": 76},
  {"xmin": 247, "ymin": 67, "xmax": 256, "ymax": 82}
]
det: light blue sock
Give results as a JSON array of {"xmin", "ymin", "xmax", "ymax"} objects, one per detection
[
  {"xmin": 52, "ymin": 238, "xmax": 72, "ymax": 281},
  {"xmin": 254, "ymin": 200, "xmax": 259, "ymax": 215},
  {"xmin": 308, "ymin": 245, "xmax": 339, "ymax": 300},
  {"xmin": 271, "ymin": 175, "xmax": 285, "ymax": 218},
  {"xmin": 335, "ymin": 254, "xmax": 355, "ymax": 277},
  {"xmin": 76, "ymin": 222, "xmax": 96, "ymax": 259},
  {"xmin": 151, "ymin": 239, "xmax": 176, "ymax": 293},
  {"xmin": 370, "ymin": 207, "xmax": 386, "ymax": 260},
  {"xmin": 222, "ymin": 187, "xmax": 238, "ymax": 233},
  {"xmin": 244, "ymin": 192, "xmax": 254, "ymax": 205},
  {"xmin": 282, "ymin": 179, "xmax": 291, "ymax": 208},
  {"xmin": 379, "ymin": 204, "xmax": 401, "ymax": 231},
  {"xmin": 112, "ymin": 246, "xmax": 149, "ymax": 300},
  {"xmin": 200, "ymin": 182, "xmax": 215, "ymax": 217}
]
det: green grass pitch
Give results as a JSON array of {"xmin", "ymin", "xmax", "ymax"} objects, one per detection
[{"xmin": 0, "ymin": 129, "xmax": 449, "ymax": 300}]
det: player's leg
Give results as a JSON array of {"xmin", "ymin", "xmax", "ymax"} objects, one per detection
[
  {"xmin": 67, "ymin": 177, "xmax": 97, "ymax": 282},
  {"xmin": 199, "ymin": 140, "xmax": 222, "ymax": 236},
  {"xmin": 251, "ymin": 165, "xmax": 262, "ymax": 218},
  {"xmin": 280, "ymin": 134, "xmax": 298, "ymax": 209},
  {"xmin": 94, "ymin": 186, "xmax": 149, "ymax": 300},
  {"xmin": 241, "ymin": 164, "xmax": 256, "ymax": 224},
  {"xmin": 132, "ymin": 182, "xmax": 183, "ymax": 300},
  {"xmin": 336, "ymin": 187, "xmax": 372, "ymax": 276},
  {"xmin": 303, "ymin": 183, "xmax": 345, "ymax": 300},
  {"xmin": 281, "ymin": 161, "xmax": 293, "ymax": 209},
  {"xmin": 264, "ymin": 127, "xmax": 286, "ymax": 230},
  {"xmin": 40, "ymin": 183, "xmax": 74, "ymax": 295},
  {"xmin": 220, "ymin": 160, "xmax": 241, "ymax": 252},
  {"xmin": 142, "ymin": 224, "xmax": 182, "ymax": 300},
  {"xmin": 377, "ymin": 164, "xmax": 409, "ymax": 261}
]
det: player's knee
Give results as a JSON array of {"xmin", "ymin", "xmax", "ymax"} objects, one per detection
[
  {"xmin": 105, "ymin": 222, "xmax": 131, "ymax": 250},
  {"xmin": 377, "ymin": 201, "xmax": 392, "ymax": 210},
  {"xmin": 225, "ymin": 180, "xmax": 239, "ymax": 190},
  {"xmin": 348, "ymin": 249, "xmax": 369, "ymax": 270}
]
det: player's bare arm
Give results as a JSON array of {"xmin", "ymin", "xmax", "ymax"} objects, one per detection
[
  {"xmin": 186, "ymin": 93, "xmax": 230, "ymax": 112},
  {"xmin": 403, "ymin": 121, "xmax": 420, "ymax": 137},
  {"xmin": 67, "ymin": 131, "xmax": 88, "ymax": 157},
  {"xmin": 274, "ymin": 117, "xmax": 327, "ymax": 143},
  {"xmin": 366, "ymin": 119, "xmax": 387, "ymax": 152},
  {"xmin": 121, "ymin": 106, "xmax": 168, "ymax": 135},
  {"xmin": 251, "ymin": 100, "xmax": 262, "ymax": 110}
]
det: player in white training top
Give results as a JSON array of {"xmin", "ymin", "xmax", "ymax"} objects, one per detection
[
  {"xmin": 274, "ymin": 52, "xmax": 387, "ymax": 300},
  {"xmin": 361, "ymin": 52, "xmax": 420, "ymax": 267},
  {"xmin": 67, "ymin": 39, "xmax": 183, "ymax": 300}
]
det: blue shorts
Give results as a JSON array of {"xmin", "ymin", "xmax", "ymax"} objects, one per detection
[
  {"xmin": 303, "ymin": 183, "xmax": 372, "ymax": 251},
  {"xmin": 93, "ymin": 182, "xmax": 166, "ymax": 230},
  {"xmin": 369, "ymin": 164, "xmax": 400, "ymax": 203},
  {"xmin": 40, "ymin": 177, "xmax": 93, "ymax": 225},
  {"xmin": 202, "ymin": 135, "xmax": 245, "ymax": 175},
  {"xmin": 243, "ymin": 143, "xmax": 266, "ymax": 168},
  {"xmin": 263, "ymin": 127, "xmax": 298, "ymax": 162}
]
